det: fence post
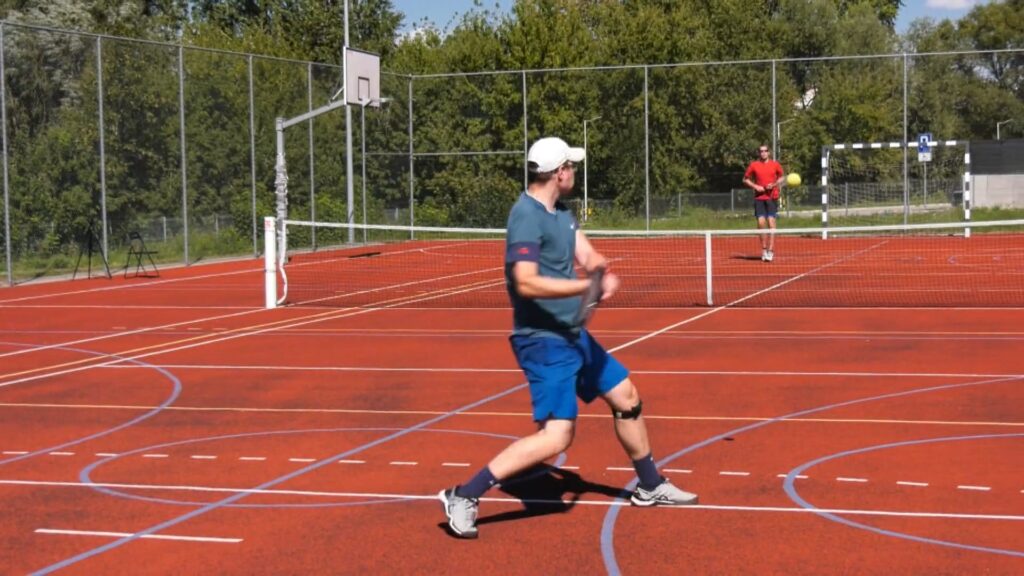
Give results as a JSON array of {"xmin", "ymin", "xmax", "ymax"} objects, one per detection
[
  {"xmin": 644, "ymin": 65, "xmax": 650, "ymax": 231},
  {"xmin": 902, "ymin": 53, "xmax": 909, "ymax": 226},
  {"xmin": 0, "ymin": 23, "xmax": 11, "ymax": 285},
  {"xmin": 408, "ymin": 75, "xmax": 415, "ymax": 236},
  {"xmin": 96, "ymin": 36, "xmax": 109, "ymax": 262},
  {"xmin": 307, "ymin": 62, "xmax": 316, "ymax": 250},
  {"xmin": 248, "ymin": 55, "xmax": 257, "ymax": 257},
  {"xmin": 522, "ymin": 71, "xmax": 528, "ymax": 191},
  {"xmin": 178, "ymin": 45, "xmax": 189, "ymax": 264}
]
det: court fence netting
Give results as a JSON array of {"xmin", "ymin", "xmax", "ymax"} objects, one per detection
[{"xmin": 262, "ymin": 217, "xmax": 1024, "ymax": 309}]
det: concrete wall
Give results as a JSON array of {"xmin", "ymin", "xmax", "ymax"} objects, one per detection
[{"xmin": 973, "ymin": 175, "xmax": 1024, "ymax": 208}]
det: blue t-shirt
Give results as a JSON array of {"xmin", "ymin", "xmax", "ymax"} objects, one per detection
[{"xmin": 504, "ymin": 192, "xmax": 581, "ymax": 336}]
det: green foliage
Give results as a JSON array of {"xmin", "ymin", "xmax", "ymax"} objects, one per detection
[{"xmin": 2, "ymin": 0, "xmax": 1022, "ymax": 282}]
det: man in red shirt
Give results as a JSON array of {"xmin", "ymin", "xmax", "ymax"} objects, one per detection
[{"xmin": 743, "ymin": 145, "xmax": 785, "ymax": 262}]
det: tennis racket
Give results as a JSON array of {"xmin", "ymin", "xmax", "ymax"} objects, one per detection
[{"xmin": 575, "ymin": 267, "xmax": 605, "ymax": 326}]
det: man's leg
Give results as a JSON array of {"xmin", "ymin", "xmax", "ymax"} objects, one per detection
[
  {"xmin": 756, "ymin": 211, "xmax": 769, "ymax": 261},
  {"xmin": 601, "ymin": 378, "xmax": 698, "ymax": 506},
  {"xmin": 766, "ymin": 214, "xmax": 777, "ymax": 261},
  {"xmin": 487, "ymin": 419, "xmax": 575, "ymax": 479},
  {"xmin": 441, "ymin": 335, "xmax": 582, "ymax": 538},
  {"xmin": 440, "ymin": 419, "xmax": 574, "ymax": 539}
]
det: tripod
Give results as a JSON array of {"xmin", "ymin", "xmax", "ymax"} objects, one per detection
[{"xmin": 72, "ymin": 220, "xmax": 112, "ymax": 280}]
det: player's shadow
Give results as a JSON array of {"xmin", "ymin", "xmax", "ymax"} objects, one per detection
[
  {"xmin": 437, "ymin": 465, "xmax": 628, "ymax": 535},
  {"xmin": 731, "ymin": 254, "xmax": 764, "ymax": 261},
  {"xmin": 480, "ymin": 465, "xmax": 629, "ymax": 527}
]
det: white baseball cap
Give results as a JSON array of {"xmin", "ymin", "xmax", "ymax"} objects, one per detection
[{"xmin": 527, "ymin": 137, "xmax": 585, "ymax": 173}]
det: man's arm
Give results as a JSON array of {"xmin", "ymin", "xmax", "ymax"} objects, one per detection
[
  {"xmin": 574, "ymin": 230, "xmax": 607, "ymax": 273},
  {"xmin": 742, "ymin": 164, "xmax": 764, "ymax": 193},
  {"xmin": 574, "ymin": 230, "xmax": 619, "ymax": 299},
  {"xmin": 512, "ymin": 261, "xmax": 589, "ymax": 299}
]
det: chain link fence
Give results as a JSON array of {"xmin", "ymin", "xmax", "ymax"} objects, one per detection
[{"xmin": 2, "ymin": 21, "xmax": 1022, "ymax": 283}]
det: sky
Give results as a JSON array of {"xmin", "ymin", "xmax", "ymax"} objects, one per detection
[{"xmin": 391, "ymin": 0, "xmax": 994, "ymax": 34}]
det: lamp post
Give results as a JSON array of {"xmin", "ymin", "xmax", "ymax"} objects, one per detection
[
  {"xmin": 997, "ymin": 119, "xmax": 1014, "ymax": 140},
  {"xmin": 583, "ymin": 115, "xmax": 601, "ymax": 221},
  {"xmin": 775, "ymin": 118, "xmax": 795, "ymax": 161},
  {"xmin": 360, "ymin": 97, "xmax": 391, "ymax": 243}
]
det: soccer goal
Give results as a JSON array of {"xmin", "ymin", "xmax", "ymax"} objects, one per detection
[{"xmin": 820, "ymin": 140, "xmax": 971, "ymax": 234}]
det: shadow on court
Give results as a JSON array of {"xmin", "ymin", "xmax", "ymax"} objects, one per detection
[
  {"xmin": 437, "ymin": 466, "xmax": 628, "ymax": 535},
  {"xmin": 483, "ymin": 466, "xmax": 628, "ymax": 526}
]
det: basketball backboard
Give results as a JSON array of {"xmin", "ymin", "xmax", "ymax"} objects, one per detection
[{"xmin": 345, "ymin": 48, "xmax": 381, "ymax": 107}]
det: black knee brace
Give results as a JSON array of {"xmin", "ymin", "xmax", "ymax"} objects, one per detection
[{"xmin": 612, "ymin": 400, "xmax": 643, "ymax": 420}]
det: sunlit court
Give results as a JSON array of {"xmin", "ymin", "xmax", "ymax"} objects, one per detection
[{"xmin": 2, "ymin": 1, "xmax": 1024, "ymax": 574}]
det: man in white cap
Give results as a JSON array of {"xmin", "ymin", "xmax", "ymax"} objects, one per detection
[{"xmin": 439, "ymin": 136, "xmax": 698, "ymax": 539}]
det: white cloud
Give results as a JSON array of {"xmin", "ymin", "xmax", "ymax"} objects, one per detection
[{"xmin": 925, "ymin": 0, "xmax": 981, "ymax": 10}]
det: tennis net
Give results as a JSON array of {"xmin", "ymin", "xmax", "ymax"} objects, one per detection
[{"xmin": 266, "ymin": 218, "xmax": 1024, "ymax": 309}]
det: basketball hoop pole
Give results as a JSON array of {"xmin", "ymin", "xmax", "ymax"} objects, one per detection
[{"xmin": 344, "ymin": 1, "xmax": 355, "ymax": 243}]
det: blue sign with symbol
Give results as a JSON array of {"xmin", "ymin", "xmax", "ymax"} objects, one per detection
[
  {"xmin": 917, "ymin": 133, "xmax": 932, "ymax": 152},
  {"xmin": 917, "ymin": 133, "xmax": 933, "ymax": 162}
]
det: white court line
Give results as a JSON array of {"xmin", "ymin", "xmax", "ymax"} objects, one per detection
[
  {"xmin": 389, "ymin": 461, "xmax": 417, "ymax": 466},
  {"xmin": 142, "ymin": 454, "xmax": 168, "ymax": 459},
  {"xmin": 288, "ymin": 458, "xmax": 316, "ymax": 463},
  {"xmin": 0, "ymin": 275, "xmax": 507, "ymax": 390},
  {"xmin": 957, "ymin": 485, "xmax": 992, "ymax": 492},
  {"xmin": 238, "ymin": 457, "xmax": 266, "ymax": 462},
  {"xmin": 837, "ymin": 477, "xmax": 869, "ymax": 483},
  {"xmin": 99, "ymin": 363, "xmax": 1024, "ymax": 379},
  {"xmin": 0, "ymin": 305, "xmax": 254, "ymax": 309},
  {"xmin": 0, "ymin": 263, "xmax": 263, "ymax": 305},
  {"xmin": 442, "ymin": 462, "xmax": 471, "ymax": 467},
  {"xmin": 897, "ymin": 481, "xmax": 929, "ymax": 487},
  {"xmin": 4, "ymin": 479, "xmax": 1022, "ymax": 522},
  {"xmin": 607, "ymin": 467, "xmax": 633, "ymax": 472},
  {"xmin": 665, "ymin": 469, "xmax": 692, "ymax": 474},
  {"xmin": 190, "ymin": 455, "xmax": 217, "ymax": 460},
  {"xmin": 35, "ymin": 528, "xmax": 241, "ymax": 544},
  {"xmin": 48, "ymin": 452, "xmax": 74, "ymax": 457},
  {"xmin": 777, "ymin": 474, "xmax": 809, "ymax": 479},
  {"xmin": 0, "ymin": 256, "xmax": 506, "ymax": 368},
  {"xmin": 2, "ymin": 401, "xmax": 1020, "ymax": 429},
  {"xmin": 720, "ymin": 471, "xmax": 751, "ymax": 477}
]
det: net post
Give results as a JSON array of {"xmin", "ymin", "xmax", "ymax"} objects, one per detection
[
  {"xmin": 274, "ymin": 118, "xmax": 289, "ymax": 259},
  {"xmin": 821, "ymin": 146, "xmax": 829, "ymax": 240},
  {"xmin": 704, "ymin": 231, "xmax": 713, "ymax": 306},
  {"xmin": 264, "ymin": 216, "xmax": 277, "ymax": 309},
  {"xmin": 963, "ymin": 142, "xmax": 971, "ymax": 238}
]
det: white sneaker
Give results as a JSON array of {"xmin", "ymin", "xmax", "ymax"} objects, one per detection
[
  {"xmin": 765, "ymin": 250, "xmax": 774, "ymax": 262},
  {"xmin": 439, "ymin": 487, "xmax": 479, "ymax": 539},
  {"xmin": 761, "ymin": 249, "xmax": 768, "ymax": 262},
  {"xmin": 631, "ymin": 478, "xmax": 699, "ymax": 506}
]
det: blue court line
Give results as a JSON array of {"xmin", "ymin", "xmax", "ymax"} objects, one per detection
[
  {"xmin": 31, "ymin": 382, "xmax": 528, "ymax": 575},
  {"xmin": 783, "ymin": 433, "xmax": 1024, "ymax": 557},
  {"xmin": 78, "ymin": 427, "xmax": 520, "ymax": 509},
  {"xmin": 599, "ymin": 375, "xmax": 1023, "ymax": 575},
  {"xmin": 0, "ymin": 341, "xmax": 181, "ymax": 467}
]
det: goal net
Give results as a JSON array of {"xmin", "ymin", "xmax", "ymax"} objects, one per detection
[{"xmin": 822, "ymin": 141, "xmax": 969, "ymax": 228}]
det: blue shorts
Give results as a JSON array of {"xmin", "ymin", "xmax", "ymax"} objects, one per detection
[
  {"xmin": 509, "ymin": 330, "xmax": 630, "ymax": 422},
  {"xmin": 754, "ymin": 199, "xmax": 778, "ymax": 218}
]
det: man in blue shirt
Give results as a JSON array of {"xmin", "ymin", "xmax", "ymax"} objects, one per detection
[{"xmin": 439, "ymin": 137, "xmax": 698, "ymax": 539}]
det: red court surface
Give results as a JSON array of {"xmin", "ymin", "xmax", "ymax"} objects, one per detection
[{"xmin": 1, "ymin": 255, "xmax": 1022, "ymax": 575}]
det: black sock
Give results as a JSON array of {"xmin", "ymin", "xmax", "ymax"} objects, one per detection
[
  {"xmin": 455, "ymin": 466, "xmax": 497, "ymax": 499},
  {"xmin": 632, "ymin": 453, "xmax": 664, "ymax": 490}
]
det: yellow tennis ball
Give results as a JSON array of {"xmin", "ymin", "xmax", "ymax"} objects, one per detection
[{"xmin": 786, "ymin": 173, "xmax": 802, "ymax": 187}]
